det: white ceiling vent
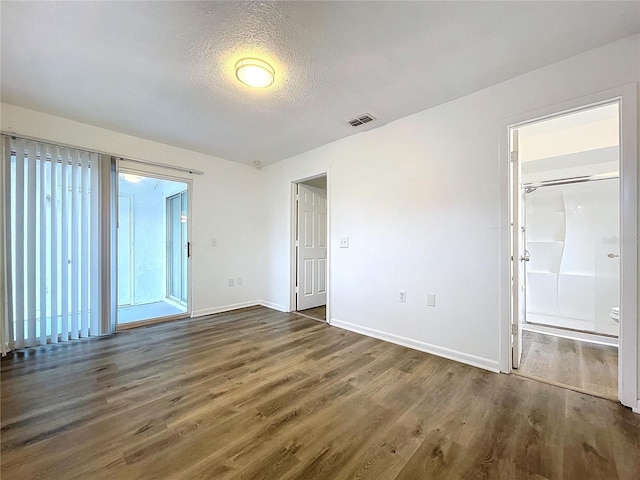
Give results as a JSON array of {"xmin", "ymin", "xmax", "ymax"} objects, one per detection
[{"xmin": 348, "ymin": 113, "xmax": 376, "ymax": 127}]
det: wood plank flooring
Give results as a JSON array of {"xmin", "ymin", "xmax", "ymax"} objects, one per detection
[
  {"xmin": 2, "ymin": 306, "xmax": 639, "ymax": 479},
  {"xmin": 517, "ymin": 330, "xmax": 618, "ymax": 399},
  {"xmin": 296, "ymin": 305, "xmax": 326, "ymax": 322}
]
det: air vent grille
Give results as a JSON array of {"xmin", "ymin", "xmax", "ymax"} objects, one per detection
[{"xmin": 348, "ymin": 113, "xmax": 376, "ymax": 127}]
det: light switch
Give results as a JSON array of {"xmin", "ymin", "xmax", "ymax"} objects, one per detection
[{"xmin": 427, "ymin": 293, "xmax": 436, "ymax": 307}]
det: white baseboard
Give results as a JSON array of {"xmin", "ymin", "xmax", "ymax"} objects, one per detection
[
  {"xmin": 258, "ymin": 300, "xmax": 289, "ymax": 313},
  {"xmin": 634, "ymin": 400, "xmax": 640, "ymax": 414},
  {"xmin": 330, "ymin": 318, "xmax": 500, "ymax": 373},
  {"xmin": 191, "ymin": 301, "xmax": 259, "ymax": 317}
]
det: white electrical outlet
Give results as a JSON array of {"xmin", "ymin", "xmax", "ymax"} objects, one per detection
[
  {"xmin": 339, "ymin": 236, "xmax": 349, "ymax": 248},
  {"xmin": 427, "ymin": 293, "xmax": 436, "ymax": 307},
  {"xmin": 228, "ymin": 278, "xmax": 235, "ymax": 287},
  {"xmin": 236, "ymin": 277, "xmax": 243, "ymax": 286},
  {"xmin": 399, "ymin": 291, "xmax": 406, "ymax": 302},
  {"xmin": 211, "ymin": 238, "xmax": 217, "ymax": 246}
]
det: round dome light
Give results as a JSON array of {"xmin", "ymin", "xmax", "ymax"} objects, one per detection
[{"xmin": 235, "ymin": 58, "xmax": 275, "ymax": 88}]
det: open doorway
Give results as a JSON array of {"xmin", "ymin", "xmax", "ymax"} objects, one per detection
[
  {"xmin": 509, "ymin": 102, "xmax": 622, "ymax": 399},
  {"xmin": 116, "ymin": 171, "xmax": 190, "ymax": 327},
  {"xmin": 292, "ymin": 175, "xmax": 328, "ymax": 322}
]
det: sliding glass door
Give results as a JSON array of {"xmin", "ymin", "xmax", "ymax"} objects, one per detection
[{"xmin": 117, "ymin": 172, "xmax": 189, "ymax": 325}]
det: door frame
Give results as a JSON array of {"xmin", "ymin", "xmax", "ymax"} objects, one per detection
[
  {"xmin": 289, "ymin": 171, "xmax": 330, "ymax": 322},
  {"xmin": 510, "ymin": 128, "xmax": 526, "ymax": 369},
  {"xmin": 115, "ymin": 165, "xmax": 194, "ymax": 326},
  {"xmin": 499, "ymin": 84, "xmax": 638, "ymax": 410}
]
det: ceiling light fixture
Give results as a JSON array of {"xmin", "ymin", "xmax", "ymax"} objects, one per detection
[
  {"xmin": 235, "ymin": 58, "xmax": 275, "ymax": 88},
  {"xmin": 120, "ymin": 173, "xmax": 142, "ymax": 183}
]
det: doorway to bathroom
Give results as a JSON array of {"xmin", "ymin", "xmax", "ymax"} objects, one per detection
[{"xmin": 510, "ymin": 101, "xmax": 623, "ymax": 399}]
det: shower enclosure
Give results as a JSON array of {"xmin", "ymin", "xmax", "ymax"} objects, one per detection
[{"xmin": 524, "ymin": 176, "xmax": 619, "ymax": 336}]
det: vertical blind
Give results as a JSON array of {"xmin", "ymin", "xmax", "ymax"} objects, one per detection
[{"xmin": 3, "ymin": 136, "xmax": 103, "ymax": 352}]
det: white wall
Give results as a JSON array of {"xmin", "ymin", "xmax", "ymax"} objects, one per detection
[
  {"xmin": 261, "ymin": 35, "xmax": 640, "ymax": 376},
  {"xmin": 1, "ymin": 103, "xmax": 264, "ymax": 316}
]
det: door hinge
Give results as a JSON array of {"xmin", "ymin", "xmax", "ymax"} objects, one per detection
[
  {"xmin": 511, "ymin": 324, "xmax": 518, "ymax": 335},
  {"xmin": 510, "ymin": 151, "xmax": 518, "ymax": 162},
  {"xmin": 295, "ymin": 286, "xmax": 299, "ymax": 294}
]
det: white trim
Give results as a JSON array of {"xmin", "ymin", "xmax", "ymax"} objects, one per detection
[
  {"xmin": 258, "ymin": 300, "xmax": 289, "ymax": 312},
  {"xmin": 289, "ymin": 183, "xmax": 297, "ymax": 312},
  {"xmin": 499, "ymin": 84, "xmax": 638, "ymax": 409},
  {"xmin": 331, "ymin": 318, "xmax": 501, "ymax": 373},
  {"xmin": 191, "ymin": 301, "xmax": 259, "ymax": 317},
  {"xmin": 617, "ymin": 84, "xmax": 638, "ymax": 410},
  {"xmin": 634, "ymin": 400, "xmax": 640, "ymax": 414}
]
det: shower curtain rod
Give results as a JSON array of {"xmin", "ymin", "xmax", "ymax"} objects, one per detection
[{"xmin": 523, "ymin": 172, "xmax": 618, "ymax": 190}]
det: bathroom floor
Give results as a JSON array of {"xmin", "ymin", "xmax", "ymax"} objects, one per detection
[{"xmin": 516, "ymin": 330, "xmax": 618, "ymax": 400}]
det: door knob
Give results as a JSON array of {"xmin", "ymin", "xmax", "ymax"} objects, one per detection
[
  {"xmin": 520, "ymin": 250, "xmax": 530, "ymax": 262},
  {"xmin": 607, "ymin": 253, "xmax": 620, "ymax": 258}
]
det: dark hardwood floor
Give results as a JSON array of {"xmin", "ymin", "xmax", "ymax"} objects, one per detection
[
  {"xmin": 2, "ymin": 306, "xmax": 639, "ymax": 479},
  {"xmin": 517, "ymin": 330, "xmax": 618, "ymax": 400}
]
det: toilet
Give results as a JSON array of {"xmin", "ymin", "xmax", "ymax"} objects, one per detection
[{"xmin": 610, "ymin": 306, "xmax": 620, "ymax": 323}]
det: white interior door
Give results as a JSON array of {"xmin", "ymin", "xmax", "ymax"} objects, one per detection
[
  {"xmin": 511, "ymin": 129, "xmax": 527, "ymax": 368},
  {"xmin": 296, "ymin": 183, "xmax": 327, "ymax": 310}
]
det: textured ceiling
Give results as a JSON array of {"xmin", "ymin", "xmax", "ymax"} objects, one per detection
[{"xmin": 1, "ymin": 2, "xmax": 639, "ymax": 166}]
